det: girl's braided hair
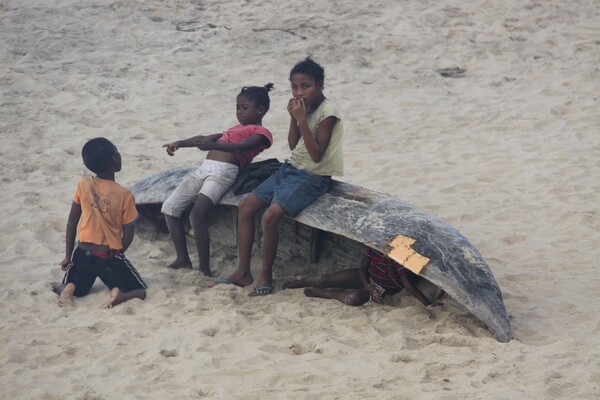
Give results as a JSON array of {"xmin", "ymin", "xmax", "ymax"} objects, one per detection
[{"xmin": 238, "ymin": 83, "xmax": 274, "ymax": 112}]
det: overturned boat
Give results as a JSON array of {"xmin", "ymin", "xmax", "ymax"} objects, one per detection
[{"xmin": 131, "ymin": 159, "xmax": 511, "ymax": 343}]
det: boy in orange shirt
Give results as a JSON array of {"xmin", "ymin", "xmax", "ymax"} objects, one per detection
[{"xmin": 53, "ymin": 137, "xmax": 147, "ymax": 308}]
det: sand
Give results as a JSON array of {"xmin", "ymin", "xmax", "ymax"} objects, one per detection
[{"xmin": 1, "ymin": 0, "xmax": 599, "ymax": 398}]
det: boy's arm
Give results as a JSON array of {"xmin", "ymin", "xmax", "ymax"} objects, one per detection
[
  {"xmin": 121, "ymin": 224, "xmax": 134, "ymax": 252},
  {"xmin": 400, "ymin": 273, "xmax": 431, "ymax": 307},
  {"xmin": 163, "ymin": 133, "xmax": 223, "ymax": 156},
  {"xmin": 60, "ymin": 203, "xmax": 81, "ymax": 270},
  {"xmin": 194, "ymin": 134, "xmax": 269, "ymax": 153}
]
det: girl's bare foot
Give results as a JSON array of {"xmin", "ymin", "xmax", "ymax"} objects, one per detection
[{"xmin": 209, "ymin": 270, "xmax": 253, "ymax": 288}]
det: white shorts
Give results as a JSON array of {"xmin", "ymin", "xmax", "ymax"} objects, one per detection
[{"xmin": 161, "ymin": 160, "xmax": 239, "ymax": 218}]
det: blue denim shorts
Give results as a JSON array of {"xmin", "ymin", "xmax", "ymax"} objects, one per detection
[{"xmin": 252, "ymin": 161, "xmax": 332, "ymax": 216}]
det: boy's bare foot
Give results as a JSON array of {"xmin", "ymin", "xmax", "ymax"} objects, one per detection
[
  {"xmin": 167, "ymin": 259, "xmax": 193, "ymax": 270},
  {"xmin": 198, "ymin": 266, "xmax": 212, "ymax": 277},
  {"xmin": 102, "ymin": 288, "xmax": 146, "ymax": 308},
  {"xmin": 282, "ymin": 276, "xmax": 320, "ymax": 289},
  {"xmin": 54, "ymin": 282, "xmax": 75, "ymax": 307},
  {"xmin": 102, "ymin": 288, "xmax": 123, "ymax": 309},
  {"xmin": 51, "ymin": 282, "xmax": 65, "ymax": 295},
  {"xmin": 57, "ymin": 292, "xmax": 74, "ymax": 307}
]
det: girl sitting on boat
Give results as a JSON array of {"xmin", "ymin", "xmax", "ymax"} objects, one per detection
[
  {"xmin": 161, "ymin": 84, "xmax": 274, "ymax": 276},
  {"xmin": 212, "ymin": 57, "xmax": 344, "ymax": 296}
]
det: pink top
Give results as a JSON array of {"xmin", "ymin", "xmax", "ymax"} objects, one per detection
[{"xmin": 218, "ymin": 124, "xmax": 273, "ymax": 168}]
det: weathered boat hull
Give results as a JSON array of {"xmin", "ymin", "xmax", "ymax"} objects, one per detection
[{"xmin": 131, "ymin": 163, "xmax": 511, "ymax": 342}]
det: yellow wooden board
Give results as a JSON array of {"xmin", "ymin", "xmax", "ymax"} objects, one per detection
[{"xmin": 387, "ymin": 234, "xmax": 430, "ymax": 275}]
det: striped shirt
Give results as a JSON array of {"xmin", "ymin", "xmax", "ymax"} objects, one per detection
[{"xmin": 365, "ymin": 247, "xmax": 408, "ymax": 291}]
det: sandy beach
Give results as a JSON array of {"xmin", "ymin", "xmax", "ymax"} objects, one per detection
[{"xmin": 1, "ymin": 0, "xmax": 599, "ymax": 398}]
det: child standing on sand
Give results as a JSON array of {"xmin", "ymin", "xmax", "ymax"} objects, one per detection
[
  {"xmin": 161, "ymin": 84, "xmax": 274, "ymax": 276},
  {"xmin": 54, "ymin": 137, "xmax": 147, "ymax": 308},
  {"xmin": 282, "ymin": 246, "xmax": 433, "ymax": 307},
  {"xmin": 213, "ymin": 58, "xmax": 344, "ymax": 296}
]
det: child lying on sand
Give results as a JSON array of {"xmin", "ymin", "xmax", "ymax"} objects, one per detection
[{"xmin": 283, "ymin": 246, "xmax": 433, "ymax": 307}]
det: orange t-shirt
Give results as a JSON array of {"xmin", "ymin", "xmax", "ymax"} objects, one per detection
[{"xmin": 73, "ymin": 177, "xmax": 139, "ymax": 250}]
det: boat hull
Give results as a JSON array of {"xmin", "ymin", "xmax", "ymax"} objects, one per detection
[{"xmin": 131, "ymin": 163, "xmax": 511, "ymax": 342}]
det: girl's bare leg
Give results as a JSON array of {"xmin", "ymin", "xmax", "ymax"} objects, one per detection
[
  {"xmin": 224, "ymin": 194, "xmax": 266, "ymax": 287},
  {"xmin": 253, "ymin": 203, "xmax": 286, "ymax": 291},
  {"xmin": 165, "ymin": 215, "xmax": 192, "ymax": 269},
  {"xmin": 190, "ymin": 194, "xmax": 214, "ymax": 276}
]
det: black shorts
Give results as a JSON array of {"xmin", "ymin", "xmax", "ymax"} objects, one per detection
[{"xmin": 62, "ymin": 247, "xmax": 147, "ymax": 297}]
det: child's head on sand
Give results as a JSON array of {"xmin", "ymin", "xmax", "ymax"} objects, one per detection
[
  {"xmin": 82, "ymin": 137, "xmax": 121, "ymax": 175},
  {"xmin": 289, "ymin": 57, "xmax": 325, "ymax": 112},
  {"xmin": 236, "ymin": 83, "xmax": 274, "ymax": 126}
]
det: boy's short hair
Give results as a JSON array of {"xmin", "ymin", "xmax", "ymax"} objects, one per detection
[
  {"xmin": 82, "ymin": 137, "xmax": 116, "ymax": 174},
  {"xmin": 290, "ymin": 57, "xmax": 325, "ymax": 85}
]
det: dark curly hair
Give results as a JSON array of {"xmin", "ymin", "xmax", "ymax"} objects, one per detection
[
  {"xmin": 238, "ymin": 83, "xmax": 274, "ymax": 113},
  {"xmin": 290, "ymin": 57, "xmax": 324, "ymax": 85}
]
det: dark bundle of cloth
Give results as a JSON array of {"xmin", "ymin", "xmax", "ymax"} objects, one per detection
[{"xmin": 230, "ymin": 158, "xmax": 282, "ymax": 195}]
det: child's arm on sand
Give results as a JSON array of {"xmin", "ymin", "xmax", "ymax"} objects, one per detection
[
  {"xmin": 400, "ymin": 273, "xmax": 431, "ymax": 307},
  {"xmin": 194, "ymin": 134, "xmax": 269, "ymax": 153},
  {"xmin": 60, "ymin": 203, "xmax": 81, "ymax": 270},
  {"xmin": 163, "ymin": 134, "xmax": 223, "ymax": 156},
  {"xmin": 358, "ymin": 254, "xmax": 383, "ymax": 303}
]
